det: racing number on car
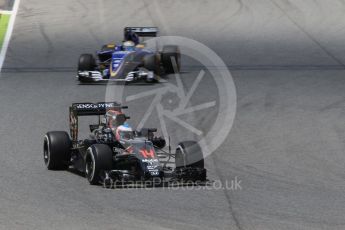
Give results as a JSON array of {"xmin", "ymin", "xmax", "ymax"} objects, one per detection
[{"xmin": 140, "ymin": 149, "xmax": 155, "ymax": 158}]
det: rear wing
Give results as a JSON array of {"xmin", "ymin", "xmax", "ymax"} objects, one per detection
[
  {"xmin": 70, "ymin": 102, "xmax": 126, "ymax": 116},
  {"xmin": 69, "ymin": 102, "xmax": 127, "ymax": 143},
  {"xmin": 124, "ymin": 27, "xmax": 159, "ymax": 38}
]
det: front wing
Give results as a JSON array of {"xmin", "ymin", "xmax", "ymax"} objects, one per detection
[{"xmin": 77, "ymin": 70, "xmax": 159, "ymax": 83}]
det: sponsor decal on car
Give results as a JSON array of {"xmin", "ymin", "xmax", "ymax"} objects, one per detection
[
  {"xmin": 142, "ymin": 158, "xmax": 159, "ymax": 164},
  {"xmin": 75, "ymin": 102, "xmax": 119, "ymax": 110}
]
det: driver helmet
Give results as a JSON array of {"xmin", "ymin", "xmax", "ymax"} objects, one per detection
[
  {"xmin": 105, "ymin": 110, "xmax": 123, "ymax": 129},
  {"xmin": 123, "ymin": 40, "xmax": 135, "ymax": 51},
  {"xmin": 115, "ymin": 123, "xmax": 133, "ymax": 141}
]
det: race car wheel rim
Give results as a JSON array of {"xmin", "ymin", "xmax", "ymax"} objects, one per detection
[
  {"xmin": 176, "ymin": 145, "xmax": 186, "ymax": 167},
  {"xmin": 85, "ymin": 158, "xmax": 94, "ymax": 181},
  {"xmin": 85, "ymin": 149, "xmax": 96, "ymax": 182}
]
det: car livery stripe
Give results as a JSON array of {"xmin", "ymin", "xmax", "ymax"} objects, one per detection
[{"xmin": 110, "ymin": 52, "xmax": 129, "ymax": 78}]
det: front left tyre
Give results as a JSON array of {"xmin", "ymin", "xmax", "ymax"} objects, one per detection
[
  {"xmin": 174, "ymin": 141, "xmax": 206, "ymax": 181},
  {"xmin": 43, "ymin": 131, "xmax": 71, "ymax": 170},
  {"xmin": 143, "ymin": 54, "xmax": 161, "ymax": 77},
  {"xmin": 175, "ymin": 141, "xmax": 204, "ymax": 169},
  {"xmin": 161, "ymin": 45, "xmax": 181, "ymax": 74}
]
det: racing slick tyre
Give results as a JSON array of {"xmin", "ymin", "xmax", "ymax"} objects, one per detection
[
  {"xmin": 78, "ymin": 54, "xmax": 96, "ymax": 71},
  {"xmin": 85, "ymin": 144, "xmax": 113, "ymax": 185},
  {"xmin": 161, "ymin": 45, "xmax": 181, "ymax": 74},
  {"xmin": 143, "ymin": 54, "xmax": 160, "ymax": 79},
  {"xmin": 175, "ymin": 141, "xmax": 204, "ymax": 169},
  {"xmin": 43, "ymin": 131, "xmax": 71, "ymax": 170}
]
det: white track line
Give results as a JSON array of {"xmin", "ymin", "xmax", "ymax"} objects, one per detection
[
  {"xmin": 0, "ymin": 0, "xmax": 20, "ymax": 71},
  {"xmin": 0, "ymin": 11, "xmax": 12, "ymax": 15}
]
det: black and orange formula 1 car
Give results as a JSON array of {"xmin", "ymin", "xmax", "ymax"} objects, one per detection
[{"xmin": 43, "ymin": 102, "xmax": 206, "ymax": 187}]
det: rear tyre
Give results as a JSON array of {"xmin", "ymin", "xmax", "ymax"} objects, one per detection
[
  {"xmin": 175, "ymin": 141, "xmax": 204, "ymax": 169},
  {"xmin": 78, "ymin": 54, "xmax": 96, "ymax": 71},
  {"xmin": 161, "ymin": 45, "xmax": 180, "ymax": 74},
  {"xmin": 85, "ymin": 144, "xmax": 113, "ymax": 185},
  {"xmin": 43, "ymin": 131, "xmax": 71, "ymax": 170}
]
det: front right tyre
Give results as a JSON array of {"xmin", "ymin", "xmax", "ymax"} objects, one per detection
[
  {"xmin": 78, "ymin": 53, "xmax": 96, "ymax": 71},
  {"xmin": 85, "ymin": 144, "xmax": 113, "ymax": 185}
]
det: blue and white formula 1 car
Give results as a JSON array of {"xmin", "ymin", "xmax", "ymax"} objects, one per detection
[{"xmin": 77, "ymin": 27, "xmax": 181, "ymax": 83}]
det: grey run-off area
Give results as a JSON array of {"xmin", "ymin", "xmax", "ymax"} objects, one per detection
[{"xmin": 0, "ymin": 0, "xmax": 14, "ymax": 11}]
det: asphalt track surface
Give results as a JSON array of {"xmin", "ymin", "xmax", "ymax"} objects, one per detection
[{"xmin": 1, "ymin": 0, "xmax": 345, "ymax": 229}]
